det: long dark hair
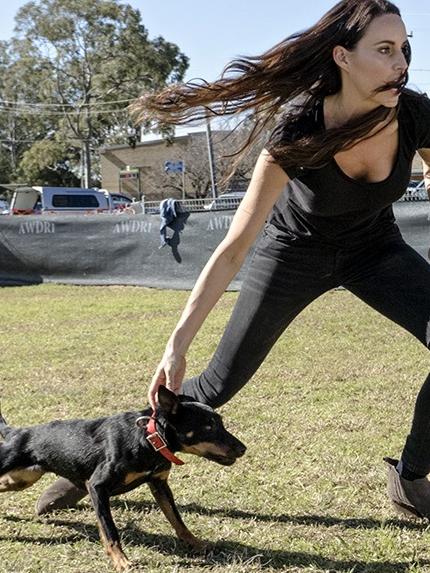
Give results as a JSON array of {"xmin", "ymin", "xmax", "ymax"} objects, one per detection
[{"xmin": 130, "ymin": 0, "xmax": 411, "ymax": 181}]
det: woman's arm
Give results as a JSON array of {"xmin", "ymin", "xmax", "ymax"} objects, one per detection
[{"xmin": 148, "ymin": 149, "xmax": 289, "ymax": 409}]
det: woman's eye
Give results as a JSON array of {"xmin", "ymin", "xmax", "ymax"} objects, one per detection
[{"xmin": 379, "ymin": 47, "xmax": 391, "ymax": 54}]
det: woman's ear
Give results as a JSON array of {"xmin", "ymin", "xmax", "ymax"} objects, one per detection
[{"xmin": 332, "ymin": 45, "xmax": 351, "ymax": 71}]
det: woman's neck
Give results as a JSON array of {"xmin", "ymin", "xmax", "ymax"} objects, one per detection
[
  {"xmin": 324, "ymin": 93, "xmax": 373, "ymax": 128},
  {"xmin": 323, "ymin": 92, "xmax": 394, "ymax": 130}
]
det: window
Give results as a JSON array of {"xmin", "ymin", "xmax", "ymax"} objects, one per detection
[
  {"xmin": 111, "ymin": 194, "xmax": 132, "ymax": 207},
  {"xmin": 52, "ymin": 194, "xmax": 100, "ymax": 208}
]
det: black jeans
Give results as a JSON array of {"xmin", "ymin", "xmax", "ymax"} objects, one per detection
[{"xmin": 182, "ymin": 225, "xmax": 430, "ymax": 474}]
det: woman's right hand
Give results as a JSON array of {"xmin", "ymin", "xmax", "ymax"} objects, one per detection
[{"xmin": 148, "ymin": 352, "xmax": 186, "ymax": 411}]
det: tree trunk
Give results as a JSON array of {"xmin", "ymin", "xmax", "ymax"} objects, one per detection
[{"xmin": 82, "ymin": 139, "xmax": 91, "ymax": 187}]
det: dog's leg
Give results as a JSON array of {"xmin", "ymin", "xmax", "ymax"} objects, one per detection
[
  {"xmin": 0, "ymin": 466, "xmax": 45, "ymax": 492},
  {"xmin": 148, "ymin": 476, "xmax": 206, "ymax": 550},
  {"xmin": 86, "ymin": 479, "xmax": 132, "ymax": 572},
  {"xmin": 0, "ymin": 442, "xmax": 45, "ymax": 492}
]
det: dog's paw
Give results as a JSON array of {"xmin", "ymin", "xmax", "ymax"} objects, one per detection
[
  {"xmin": 114, "ymin": 560, "xmax": 133, "ymax": 572},
  {"xmin": 112, "ymin": 553, "xmax": 133, "ymax": 572},
  {"xmin": 185, "ymin": 536, "xmax": 210, "ymax": 553}
]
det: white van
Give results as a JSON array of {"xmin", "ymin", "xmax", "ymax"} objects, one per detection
[{"xmin": 10, "ymin": 186, "xmax": 117, "ymax": 215}]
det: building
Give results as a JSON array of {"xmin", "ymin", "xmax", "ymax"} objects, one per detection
[
  {"xmin": 100, "ymin": 129, "xmax": 427, "ymax": 201},
  {"xmin": 100, "ymin": 130, "xmax": 221, "ymax": 201}
]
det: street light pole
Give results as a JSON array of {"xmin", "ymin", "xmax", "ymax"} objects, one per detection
[{"xmin": 205, "ymin": 115, "xmax": 218, "ymax": 198}]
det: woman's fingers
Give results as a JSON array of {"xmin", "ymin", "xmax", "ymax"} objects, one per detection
[
  {"xmin": 165, "ymin": 355, "xmax": 186, "ymax": 394},
  {"xmin": 148, "ymin": 355, "xmax": 186, "ymax": 411},
  {"xmin": 148, "ymin": 367, "xmax": 165, "ymax": 411}
]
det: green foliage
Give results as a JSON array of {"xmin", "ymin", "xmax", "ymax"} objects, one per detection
[
  {"xmin": 17, "ymin": 139, "xmax": 81, "ymax": 186},
  {"xmin": 0, "ymin": 284, "xmax": 429, "ymax": 572},
  {"xmin": 0, "ymin": 0, "xmax": 189, "ymax": 184},
  {"xmin": 0, "ymin": 147, "xmax": 12, "ymax": 183}
]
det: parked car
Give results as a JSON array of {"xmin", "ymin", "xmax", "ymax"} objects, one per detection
[
  {"xmin": 9, "ymin": 186, "xmax": 127, "ymax": 215},
  {"xmin": 109, "ymin": 192, "xmax": 134, "ymax": 210},
  {"xmin": 204, "ymin": 191, "xmax": 246, "ymax": 210}
]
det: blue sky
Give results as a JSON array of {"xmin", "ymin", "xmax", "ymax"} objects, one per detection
[
  {"xmin": 2, "ymin": 0, "xmax": 430, "ymax": 90},
  {"xmin": 2, "ymin": 0, "xmax": 430, "ymax": 137}
]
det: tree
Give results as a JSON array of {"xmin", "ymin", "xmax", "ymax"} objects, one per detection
[
  {"xmin": 0, "ymin": 40, "xmax": 46, "ymax": 182},
  {"xmin": 4, "ymin": 0, "xmax": 188, "ymax": 185},
  {"xmin": 17, "ymin": 140, "xmax": 81, "ymax": 186}
]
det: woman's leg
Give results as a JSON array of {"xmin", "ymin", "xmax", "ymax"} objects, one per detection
[
  {"xmin": 182, "ymin": 234, "xmax": 338, "ymax": 407},
  {"xmin": 341, "ymin": 237, "xmax": 430, "ymax": 474}
]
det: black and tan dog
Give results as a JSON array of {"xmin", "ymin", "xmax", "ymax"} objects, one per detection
[{"xmin": 0, "ymin": 387, "xmax": 246, "ymax": 571}]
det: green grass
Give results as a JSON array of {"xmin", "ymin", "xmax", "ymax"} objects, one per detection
[{"xmin": 0, "ymin": 284, "xmax": 429, "ymax": 573}]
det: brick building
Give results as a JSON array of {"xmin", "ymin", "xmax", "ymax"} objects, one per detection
[{"xmin": 100, "ymin": 130, "xmax": 224, "ymax": 201}]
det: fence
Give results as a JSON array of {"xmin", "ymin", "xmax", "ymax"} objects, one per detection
[
  {"xmin": 141, "ymin": 187, "xmax": 428, "ymax": 215},
  {"xmin": 142, "ymin": 195, "xmax": 244, "ymax": 214},
  {"xmin": 398, "ymin": 186, "xmax": 428, "ymax": 202},
  {"xmin": 0, "ymin": 190, "xmax": 428, "ymax": 289}
]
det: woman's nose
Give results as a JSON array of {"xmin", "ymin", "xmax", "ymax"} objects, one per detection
[{"xmin": 394, "ymin": 50, "xmax": 408, "ymax": 73}]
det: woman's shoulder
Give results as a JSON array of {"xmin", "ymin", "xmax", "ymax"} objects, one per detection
[
  {"xmin": 399, "ymin": 89, "xmax": 430, "ymax": 148},
  {"xmin": 266, "ymin": 99, "xmax": 322, "ymax": 147},
  {"xmin": 399, "ymin": 89, "xmax": 430, "ymax": 119}
]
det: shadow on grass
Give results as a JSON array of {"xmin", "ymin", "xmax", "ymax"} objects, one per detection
[
  {"xmin": 1, "ymin": 514, "xmax": 208, "ymax": 559},
  {"xmin": 0, "ymin": 513, "xmax": 427, "ymax": 573},
  {"xmin": 4, "ymin": 499, "xmax": 429, "ymax": 534},
  {"xmin": 111, "ymin": 498, "xmax": 429, "ymax": 531},
  {"xmin": 202, "ymin": 540, "xmax": 429, "ymax": 573},
  {"xmin": 2, "ymin": 507, "xmax": 430, "ymax": 572}
]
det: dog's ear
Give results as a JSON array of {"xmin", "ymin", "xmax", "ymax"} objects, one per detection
[{"xmin": 157, "ymin": 385, "xmax": 179, "ymax": 415}]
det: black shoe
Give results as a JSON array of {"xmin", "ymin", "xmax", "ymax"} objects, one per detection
[
  {"xmin": 385, "ymin": 457, "xmax": 430, "ymax": 519},
  {"xmin": 35, "ymin": 477, "xmax": 87, "ymax": 516}
]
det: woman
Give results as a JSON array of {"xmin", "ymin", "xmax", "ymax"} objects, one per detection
[{"xmin": 36, "ymin": 0, "xmax": 430, "ymax": 519}]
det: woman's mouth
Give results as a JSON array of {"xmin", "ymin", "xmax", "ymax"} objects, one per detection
[
  {"xmin": 394, "ymin": 75, "xmax": 408, "ymax": 91},
  {"xmin": 376, "ymin": 74, "xmax": 407, "ymax": 95}
]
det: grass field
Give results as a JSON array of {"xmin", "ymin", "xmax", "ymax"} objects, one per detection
[{"xmin": 0, "ymin": 283, "xmax": 429, "ymax": 573}]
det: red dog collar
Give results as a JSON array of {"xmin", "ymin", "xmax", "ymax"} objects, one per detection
[{"xmin": 146, "ymin": 416, "xmax": 184, "ymax": 466}]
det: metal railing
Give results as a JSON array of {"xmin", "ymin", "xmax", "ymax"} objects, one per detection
[
  {"xmin": 398, "ymin": 187, "xmax": 429, "ymax": 202},
  {"xmin": 142, "ymin": 196, "xmax": 244, "ymax": 214},
  {"xmin": 137, "ymin": 186, "xmax": 428, "ymax": 215}
]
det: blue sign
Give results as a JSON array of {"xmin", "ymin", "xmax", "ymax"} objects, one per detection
[{"xmin": 164, "ymin": 160, "xmax": 184, "ymax": 173}]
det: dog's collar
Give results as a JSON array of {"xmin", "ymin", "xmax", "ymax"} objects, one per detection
[{"xmin": 145, "ymin": 416, "xmax": 185, "ymax": 466}]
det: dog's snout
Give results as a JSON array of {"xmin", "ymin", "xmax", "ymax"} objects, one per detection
[
  {"xmin": 234, "ymin": 441, "xmax": 246, "ymax": 457},
  {"xmin": 226, "ymin": 433, "xmax": 246, "ymax": 457}
]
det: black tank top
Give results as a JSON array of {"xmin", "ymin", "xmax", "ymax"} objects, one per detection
[{"xmin": 264, "ymin": 91, "xmax": 430, "ymax": 248}]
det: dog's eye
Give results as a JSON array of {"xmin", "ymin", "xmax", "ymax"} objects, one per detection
[{"xmin": 204, "ymin": 420, "xmax": 217, "ymax": 432}]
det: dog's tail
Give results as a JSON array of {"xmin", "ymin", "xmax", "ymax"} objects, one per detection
[{"xmin": 0, "ymin": 403, "xmax": 12, "ymax": 439}]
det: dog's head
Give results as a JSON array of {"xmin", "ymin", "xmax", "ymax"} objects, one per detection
[{"xmin": 140, "ymin": 386, "xmax": 246, "ymax": 466}]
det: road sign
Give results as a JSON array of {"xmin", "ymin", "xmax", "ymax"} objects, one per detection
[
  {"xmin": 119, "ymin": 168, "xmax": 139, "ymax": 180},
  {"xmin": 164, "ymin": 160, "xmax": 184, "ymax": 173}
]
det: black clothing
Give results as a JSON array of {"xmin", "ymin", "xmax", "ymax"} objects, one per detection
[
  {"xmin": 263, "ymin": 92, "xmax": 430, "ymax": 248},
  {"xmin": 182, "ymin": 91, "xmax": 430, "ymax": 475}
]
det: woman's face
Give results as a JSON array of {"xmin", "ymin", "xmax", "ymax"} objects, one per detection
[{"xmin": 336, "ymin": 13, "xmax": 409, "ymax": 108}]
